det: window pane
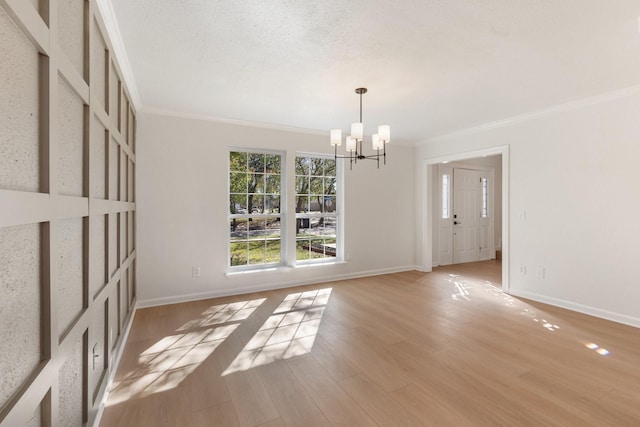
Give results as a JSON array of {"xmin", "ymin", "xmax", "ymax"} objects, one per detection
[
  {"xmin": 230, "ymin": 172, "xmax": 247, "ymax": 193},
  {"xmin": 249, "ymin": 173, "xmax": 264, "ymax": 194},
  {"xmin": 248, "ymin": 241, "xmax": 265, "ymax": 264},
  {"xmin": 265, "ymin": 154, "xmax": 280, "ymax": 174},
  {"xmin": 296, "ymin": 218, "xmax": 313, "ymax": 237},
  {"xmin": 296, "ymin": 176, "xmax": 309, "ymax": 194},
  {"xmin": 230, "ymin": 219, "xmax": 247, "ymax": 241},
  {"xmin": 321, "ymin": 217, "xmax": 337, "ymax": 236},
  {"xmin": 324, "ymin": 159, "xmax": 336, "ymax": 176},
  {"xmin": 309, "ymin": 177, "xmax": 322, "ymax": 195},
  {"xmin": 482, "ymin": 178, "xmax": 488, "ymax": 218},
  {"xmin": 265, "ymin": 196, "xmax": 280, "ymax": 214},
  {"xmin": 230, "ymin": 194, "xmax": 247, "ymax": 214},
  {"xmin": 296, "ymin": 196, "xmax": 309, "ymax": 213},
  {"xmin": 264, "ymin": 219, "xmax": 281, "ymax": 240},
  {"xmin": 324, "ymin": 237, "xmax": 337, "ymax": 258},
  {"xmin": 248, "ymin": 195, "xmax": 264, "ymax": 213},
  {"xmin": 295, "ymin": 157, "xmax": 309, "ymax": 175},
  {"xmin": 230, "ymin": 242, "xmax": 248, "ymax": 266},
  {"xmin": 323, "ymin": 196, "xmax": 336, "ymax": 213},
  {"xmin": 310, "ymin": 238, "xmax": 325, "ymax": 258},
  {"xmin": 248, "ymin": 153, "xmax": 264, "ymax": 172},
  {"xmin": 309, "ymin": 196, "xmax": 322, "ymax": 214},
  {"xmin": 442, "ymin": 174, "xmax": 450, "ymax": 219},
  {"xmin": 265, "ymin": 240, "xmax": 281, "ymax": 263},
  {"xmin": 296, "ymin": 240, "xmax": 310, "ymax": 260},
  {"xmin": 324, "ymin": 177, "xmax": 336, "ymax": 195},
  {"xmin": 230, "ymin": 151, "xmax": 247, "ymax": 172},
  {"xmin": 309, "ymin": 158, "xmax": 323, "ymax": 176},
  {"xmin": 265, "ymin": 174, "xmax": 280, "ymax": 194},
  {"xmin": 248, "ymin": 219, "xmax": 266, "ymax": 240}
]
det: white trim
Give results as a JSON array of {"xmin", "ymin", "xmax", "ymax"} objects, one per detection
[
  {"xmin": 418, "ymin": 84, "xmax": 640, "ymax": 145},
  {"xmin": 137, "ymin": 106, "xmax": 421, "ymax": 146},
  {"xmin": 141, "ymin": 106, "xmax": 327, "ymax": 137},
  {"xmin": 501, "ymin": 148, "xmax": 510, "ymax": 291},
  {"xmin": 136, "ymin": 265, "xmax": 419, "ymax": 308},
  {"xmin": 95, "ymin": 0, "xmax": 141, "ymax": 107},
  {"xmin": 91, "ymin": 302, "xmax": 138, "ymax": 427},
  {"xmin": 508, "ymin": 289, "xmax": 640, "ymax": 329}
]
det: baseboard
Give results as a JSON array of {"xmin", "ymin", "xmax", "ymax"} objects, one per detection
[
  {"xmin": 136, "ymin": 265, "xmax": 419, "ymax": 309},
  {"xmin": 508, "ymin": 289, "xmax": 640, "ymax": 329},
  {"xmin": 92, "ymin": 301, "xmax": 138, "ymax": 427}
]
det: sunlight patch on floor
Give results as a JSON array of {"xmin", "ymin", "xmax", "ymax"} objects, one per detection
[
  {"xmin": 222, "ymin": 288, "xmax": 332, "ymax": 375},
  {"xmin": 106, "ymin": 297, "xmax": 268, "ymax": 405},
  {"xmin": 177, "ymin": 298, "xmax": 266, "ymax": 331},
  {"xmin": 447, "ymin": 274, "xmax": 473, "ymax": 301},
  {"xmin": 107, "ymin": 323, "xmax": 240, "ymax": 405},
  {"xmin": 585, "ymin": 342, "xmax": 611, "ymax": 356}
]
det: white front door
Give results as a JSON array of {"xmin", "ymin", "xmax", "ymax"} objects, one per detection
[
  {"xmin": 437, "ymin": 165, "xmax": 494, "ymax": 266},
  {"xmin": 453, "ymin": 168, "xmax": 481, "ymax": 264}
]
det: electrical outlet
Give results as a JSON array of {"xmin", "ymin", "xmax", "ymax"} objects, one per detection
[
  {"xmin": 520, "ymin": 265, "xmax": 526, "ymax": 275},
  {"xmin": 192, "ymin": 266, "xmax": 201, "ymax": 277}
]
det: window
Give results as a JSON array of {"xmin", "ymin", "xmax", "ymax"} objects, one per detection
[
  {"xmin": 229, "ymin": 150, "xmax": 282, "ymax": 267},
  {"xmin": 295, "ymin": 156, "xmax": 338, "ymax": 262},
  {"xmin": 442, "ymin": 174, "xmax": 450, "ymax": 219},
  {"xmin": 481, "ymin": 177, "xmax": 488, "ymax": 218}
]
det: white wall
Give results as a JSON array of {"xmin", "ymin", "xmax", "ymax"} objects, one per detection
[
  {"xmin": 415, "ymin": 87, "xmax": 640, "ymax": 327},
  {"xmin": 136, "ymin": 112, "xmax": 416, "ymax": 306}
]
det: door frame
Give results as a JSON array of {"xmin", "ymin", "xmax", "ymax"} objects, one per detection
[{"xmin": 421, "ymin": 145, "xmax": 510, "ymax": 292}]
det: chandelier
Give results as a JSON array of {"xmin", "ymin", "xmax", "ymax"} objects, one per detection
[{"xmin": 330, "ymin": 88, "xmax": 390, "ymax": 169}]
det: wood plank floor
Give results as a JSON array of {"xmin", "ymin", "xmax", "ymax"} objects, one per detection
[{"xmin": 100, "ymin": 261, "xmax": 640, "ymax": 426}]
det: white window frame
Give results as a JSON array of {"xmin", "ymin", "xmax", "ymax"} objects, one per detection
[
  {"xmin": 294, "ymin": 153, "xmax": 343, "ymax": 265},
  {"xmin": 228, "ymin": 148, "xmax": 286, "ymax": 271}
]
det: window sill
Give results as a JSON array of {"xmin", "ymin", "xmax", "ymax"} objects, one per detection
[
  {"xmin": 293, "ymin": 260, "xmax": 347, "ymax": 269},
  {"xmin": 226, "ymin": 260, "xmax": 347, "ymax": 277}
]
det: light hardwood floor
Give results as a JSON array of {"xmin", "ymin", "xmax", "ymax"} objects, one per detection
[{"xmin": 100, "ymin": 261, "xmax": 640, "ymax": 426}]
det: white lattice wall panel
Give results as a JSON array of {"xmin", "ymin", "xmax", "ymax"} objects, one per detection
[{"xmin": 0, "ymin": 1, "xmax": 137, "ymax": 425}]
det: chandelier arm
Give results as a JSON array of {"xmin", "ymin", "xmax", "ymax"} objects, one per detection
[{"xmin": 358, "ymin": 154, "xmax": 384, "ymax": 161}]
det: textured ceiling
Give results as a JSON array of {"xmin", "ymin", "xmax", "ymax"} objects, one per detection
[{"xmin": 108, "ymin": 0, "xmax": 640, "ymax": 143}]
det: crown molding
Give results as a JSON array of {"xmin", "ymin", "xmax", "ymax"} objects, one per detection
[
  {"xmin": 138, "ymin": 105, "xmax": 416, "ymax": 146},
  {"xmin": 95, "ymin": 0, "xmax": 141, "ymax": 107},
  {"xmin": 138, "ymin": 105, "xmax": 328, "ymax": 137}
]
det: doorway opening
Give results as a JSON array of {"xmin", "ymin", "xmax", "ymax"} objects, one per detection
[{"xmin": 422, "ymin": 146, "xmax": 509, "ymax": 292}]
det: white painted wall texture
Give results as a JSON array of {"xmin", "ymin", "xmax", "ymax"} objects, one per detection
[
  {"xmin": 0, "ymin": 7, "xmax": 39, "ymax": 193},
  {"xmin": 416, "ymin": 88, "xmax": 640, "ymax": 327},
  {"xmin": 0, "ymin": 224, "xmax": 41, "ymax": 409},
  {"xmin": 136, "ymin": 113, "xmax": 416, "ymax": 306}
]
